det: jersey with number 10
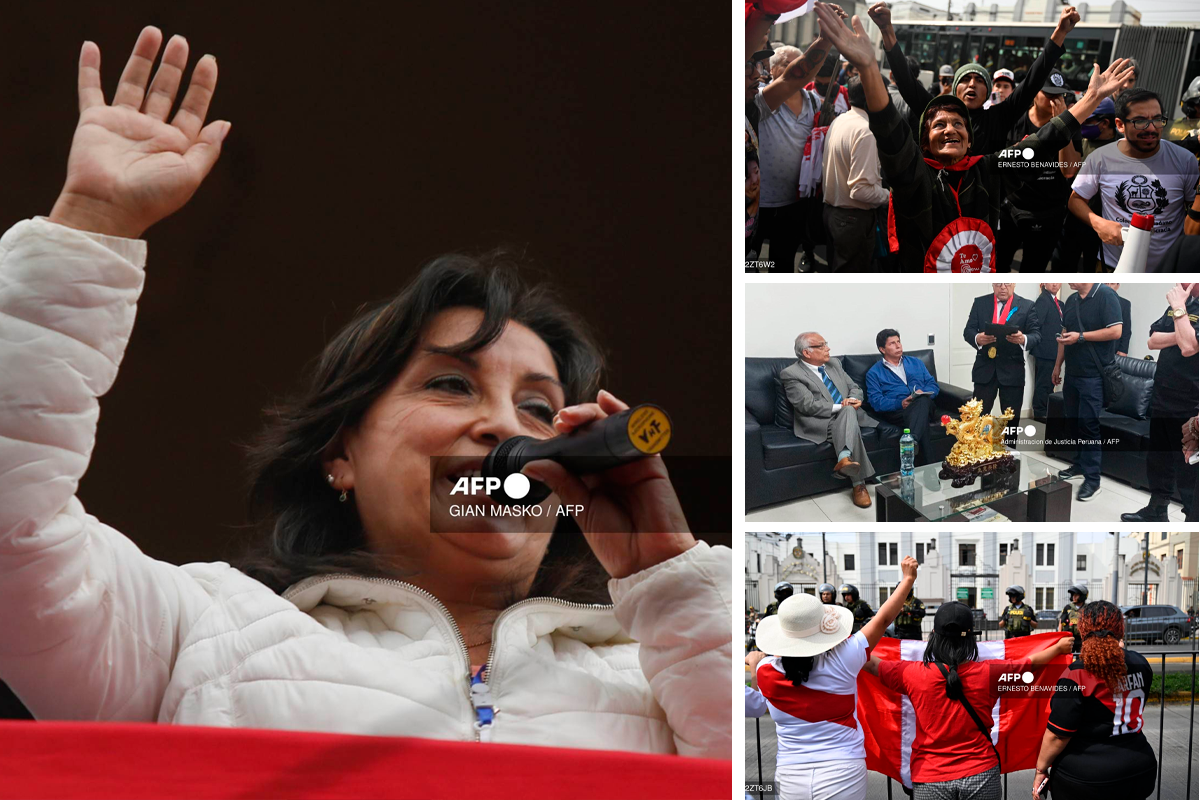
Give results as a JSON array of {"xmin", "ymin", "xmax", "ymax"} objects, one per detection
[{"xmin": 1045, "ymin": 651, "xmax": 1157, "ymax": 784}]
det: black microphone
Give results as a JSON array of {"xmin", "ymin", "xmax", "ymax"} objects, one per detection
[{"xmin": 481, "ymin": 404, "xmax": 672, "ymax": 505}]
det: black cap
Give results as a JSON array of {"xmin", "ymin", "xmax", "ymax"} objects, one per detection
[
  {"xmin": 1042, "ymin": 69, "xmax": 1070, "ymax": 96},
  {"xmin": 751, "ymin": 48, "xmax": 774, "ymax": 64},
  {"xmin": 934, "ymin": 601, "xmax": 974, "ymax": 636}
]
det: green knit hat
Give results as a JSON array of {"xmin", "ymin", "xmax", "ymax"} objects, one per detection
[{"xmin": 953, "ymin": 63, "xmax": 992, "ymax": 95}]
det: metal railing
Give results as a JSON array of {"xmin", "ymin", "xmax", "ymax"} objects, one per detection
[{"xmin": 749, "ymin": 649, "xmax": 1198, "ymax": 800}]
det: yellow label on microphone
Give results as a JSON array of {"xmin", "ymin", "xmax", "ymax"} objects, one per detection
[{"xmin": 627, "ymin": 405, "xmax": 671, "ymax": 455}]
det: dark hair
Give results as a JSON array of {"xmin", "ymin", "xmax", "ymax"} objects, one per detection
[
  {"xmin": 1127, "ymin": 57, "xmax": 1140, "ymax": 78},
  {"xmin": 236, "ymin": 253, "xmax": 610, "ymax": 603},
  {"xmin": 1116, "ymin": 88, "xmax": 1161, "ymax": 120},
  {"xmin": 817, "ymin": 52, "xmax": 838, "ymax": 79},
  {"xmin": 1078, "ymin": 601, "xmax": 1128, "ymax": 693},
  {"xmin": 922, "ymin": 628, "xmax": 979, "ymax": 699},
  {"xmin": 876, "ymin": 328, "xmax": 900, "ymax": 350},
  {"xmin": 847, "ymin": 77, "xmax": 867, "ymax": 110},
  {"xmin": 906, "ymin": 55, "xmax": 921, "ymax": 80},
  {"xmin": 747, "ymin": 149, "xmax": 760, "ymax": 169},
  {"xmin": 781, "ymin": 655, "xmax": 819, "ymax": 686}
]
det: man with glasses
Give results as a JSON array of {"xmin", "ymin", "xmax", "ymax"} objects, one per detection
[
  {"xmin": 964, "ymin": 284, "xmax": 1041, "ymax": 447},
  {"xmin": 1068, "ymin": 88, "xmax": 1199, "ymax": 269},
  {"xmin": 779, "ymin": 332, "xmax": 878, "ymax": 508}
]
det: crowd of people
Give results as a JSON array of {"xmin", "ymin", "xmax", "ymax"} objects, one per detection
[
  {"xmin": 745, "ymin": 1, "xmax": 1200, "ymax": 272},
  {"xmin": 775, "ymin": 283, "xmax": 1198, "ymax": 516},
  {"xmin": 745, "ymin": 559, "xmax": 1161, "ymax": 799}
]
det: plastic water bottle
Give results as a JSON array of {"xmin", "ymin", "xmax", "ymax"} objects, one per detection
[{"xmin": 900, "ymin": 429, "xmax": 915, "ymax": 477}]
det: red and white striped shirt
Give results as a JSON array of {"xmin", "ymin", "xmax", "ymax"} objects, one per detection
[{"xmin": 755, "ymin": 631, "xmax": 869, "ymax": 765}]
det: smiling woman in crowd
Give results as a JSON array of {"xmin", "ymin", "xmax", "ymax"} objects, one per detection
[
  {"xmin": 812, "ymin": 2, "xmax": 1132, "ymax": 272},
  {"xmin": 0, "ymin": 27, "xmax": 731, "ymax": 756}
]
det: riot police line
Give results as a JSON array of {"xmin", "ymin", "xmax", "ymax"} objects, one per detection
[
  {"xmin": 746, "ymin": 564, "xmax": 1192, "ymax": 800},
  {"xmin": 750, "ymin": 580, "xmax": 1091, "ymax": 646}
]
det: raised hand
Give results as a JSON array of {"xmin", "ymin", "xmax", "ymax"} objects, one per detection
[
  {"xmin": 1056, "ymin": 5, "xmax": 1081, "ymax": 36},
  {"xmin": 867, "ymin": 2, "xmax": 893, "ymax": 30},
  {"xmin": 813, "ymin": 3, "xmax": 874, "ymax": 70},
  {"xmin": 48, "ymin": 27, "xmax": 229, "ymax": 239},
  {"xmin": 1088, "ymin": 58, "xmax": 1135, "ymax": 100}
]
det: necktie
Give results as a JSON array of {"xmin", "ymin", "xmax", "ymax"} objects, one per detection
[{"xmin": 818, "ymin": 366, "xmax": 843, "ymax": 404}]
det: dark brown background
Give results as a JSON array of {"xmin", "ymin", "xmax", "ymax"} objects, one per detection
[{"xmin": 0, "ymin": 4, "xmax": 729, "ymax": 717}]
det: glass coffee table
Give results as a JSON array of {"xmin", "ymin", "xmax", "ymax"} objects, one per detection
[{"xmin": 875, "ymin": 453, "xmax": 1071, "ymax": 522}]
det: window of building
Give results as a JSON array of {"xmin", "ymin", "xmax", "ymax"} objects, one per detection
[
  {"xmin": 1037, "ymin": 543, "xmax": 1044, "ymax": 565},
  {"xmin": 916, "ymin": 543, "xmax": 925, "ymax": 564},
  {"xmin": 757, "ymin": 554, "xmax": 761, "ymax": 572},
  {"xmin": 959, "ymin": 543, "xmax": 976, "ymax": 567},
  {"xmin": 1046, "ymin": 588, "xmax": 1054, "ymax": 609},
  {"xmin": 845, "ymin": 553, "xmax": 855, "ymax": 571},
  {"xmin": 1178, "ymin": 549, "xmax": 1184, "ymax": 569},
  {"xmin": 1077, "ymin": 555, "xmax": 1086, "ymax": 571},
  {"xmin": 890, "ymin": 543, "xmax": 898, "ymax": 565},
  {"xmin": 1000, "ymin": 543, "xmax": 1008, "ymax": 566},
  {"xmin": 879, "ymin": 543, "xmax": 887, "ymax": 566},
  {"xmin": 880, "ymin": 587, "xmax": 889, "ymax": 606},
  {"xmin": 1036, "ymin": 587, "xmax": 1044, "ymax": 609},
  {"xmin": 1047, "ymin": 543, "xmax": 1055, "ymax": 566}
]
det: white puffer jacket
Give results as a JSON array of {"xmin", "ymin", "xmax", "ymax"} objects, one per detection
[{"xmin": 0, "ymin": 218, "xmax": 732, "ymax": 759}]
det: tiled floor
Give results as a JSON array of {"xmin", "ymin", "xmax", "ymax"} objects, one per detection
[{"xmin": 746, "ymin": 420, "xmax": 1190, "ymax": 523}]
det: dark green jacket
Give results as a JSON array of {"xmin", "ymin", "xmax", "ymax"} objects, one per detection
[
  {"xmin": 1000, "ymin": 602, "xmax": 1036, "ymax": 635},
  {"xmin": 845, "ymin": 599, "xmax": 875, "ymax": 633},
  {"xmin": 895, "ymin": 596, "xmax": 926, "ymax": 631}
]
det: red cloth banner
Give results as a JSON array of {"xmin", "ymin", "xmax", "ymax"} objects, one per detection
[
  {"xmin": 860, "ymin": 632, "xmax": 1072, "ymax": 787},
  {"xmin": 0, "ymin": 720, "xmax": 731, "ymax": 799}
]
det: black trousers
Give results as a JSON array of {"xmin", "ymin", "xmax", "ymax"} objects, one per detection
[
  {"xmin": 995, "ymin": 205, "xmax": 1064, "ymax": 273},
  {"xmin": 1148, "ymin": 414, "xmax": 1199, "ymax": 520},
  {"xmin": 875, "ymin": 394, "xmax": 939, "ymax": 466},
  {"xmin": 1031, "ymin": 357, "xmax": 1056, "ymax": 420},
  {"xmin": 822, "ymin": 203, "xmax": 877, "ymax": 272},
  {"xmin": 753, "ymin": 200, "xmax": 815, "ymax": 272},
  {"xmin": 974, "ymin": 380, "xmax": 1024, "ymax": 446},
  {"xmin": 1051, "ymin": 210, "xmax": 1102, "ymax": 271}
]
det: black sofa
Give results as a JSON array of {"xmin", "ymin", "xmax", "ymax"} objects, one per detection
[
  {"xmin": 1044, "ymin": 354, "xmax": 1179, "ymax": 497},
  {"xmin": 746, "ymin": 349, "xmax": 973, "ymax": 512}
]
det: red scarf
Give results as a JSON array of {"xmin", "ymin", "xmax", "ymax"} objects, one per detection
[{"xmin": 887, "ymin": 154, "xmax": 987, "ymax": 254}]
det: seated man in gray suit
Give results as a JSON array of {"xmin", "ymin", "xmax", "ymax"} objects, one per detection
[{"xmin": 778, "ymin": 331, "xmax": 878, "ymax": 508}]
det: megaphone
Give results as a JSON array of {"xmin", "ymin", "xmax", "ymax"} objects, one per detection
[{"xmin": 1115, "ymin": 213, "xmax": 1154, "ymax": 273}]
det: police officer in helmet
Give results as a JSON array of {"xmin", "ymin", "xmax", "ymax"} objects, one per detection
[
  {"xmin": 1061, "ymin": 584, "xmax": 1088, "ymax": 652},
  {"xmin": 840, "ymin": 583, "xmax": 875, "ymax": 633},
  {"xmin": 764, "ymin": 581, "xmax": 794, "ymax": 617},
  {"xmin": 818, "ymin": 583, "xmax": 837, "ymax": 604},
  {"xmin": 893, "ymin": 584, "xmax": 926, "ymax": 640},
  {"xmin": 1000, "ymin": 585, "xmax": 1037, "ymax": 639}
]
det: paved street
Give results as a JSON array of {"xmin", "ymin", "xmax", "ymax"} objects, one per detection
[{"xmin": 747, "ymin": 701, "xmax": 1199, "ymax": 799}]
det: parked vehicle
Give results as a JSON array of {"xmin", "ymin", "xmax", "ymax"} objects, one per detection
[
  {"xmin": 1035, "ymin": 610, "xmax": 1059, "ymax": 629},
  {"xmin": 1121, "ymin": 605, "xmax": 1190, "ymax": 645}
]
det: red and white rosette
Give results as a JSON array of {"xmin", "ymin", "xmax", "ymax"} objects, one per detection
[{"xmin": 923, "ymin": 217, "xmax": 996, "ymax": 273}]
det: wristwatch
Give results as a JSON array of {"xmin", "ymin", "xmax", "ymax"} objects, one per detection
[{"xmin": 1171, "ymin": 307, "xmax": 1187, "ymax": 319}]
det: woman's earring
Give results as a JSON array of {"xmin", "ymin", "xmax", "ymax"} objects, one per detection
[
  {"xmin": 339, "ymin": 489, "xmax": 348, "ymax": 503},
  {"xmin": 327, "ymin": 474, "xmax": 335, "ymax": 485}
]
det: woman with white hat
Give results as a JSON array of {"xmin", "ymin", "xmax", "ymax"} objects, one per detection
[{"xmin": 746, "ymin": 556, "xmax": 919, "ymax": 800}]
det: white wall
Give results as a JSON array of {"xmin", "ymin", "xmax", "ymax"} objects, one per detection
[
  {"xmin": 745, "ymin": 283, "xmax": 954, "ymax": 370},
  {"xmin": 748, "ymin": 283, "xmax": 1181, "ymax": 418}
]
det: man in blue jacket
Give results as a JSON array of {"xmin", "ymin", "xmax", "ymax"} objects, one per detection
[{"xmin": 865, "ymin": 329, "xmax": 940, "ymax": 466}]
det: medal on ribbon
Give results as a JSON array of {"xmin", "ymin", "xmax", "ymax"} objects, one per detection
[{"xmin": 987, "ymin": 346, "xmax": 997, "ymax": 358}]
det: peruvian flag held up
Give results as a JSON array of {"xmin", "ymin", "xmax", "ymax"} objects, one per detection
[{"xmin": 860, "ymin": 632, "xmax": 1074, "ymax": 789}]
